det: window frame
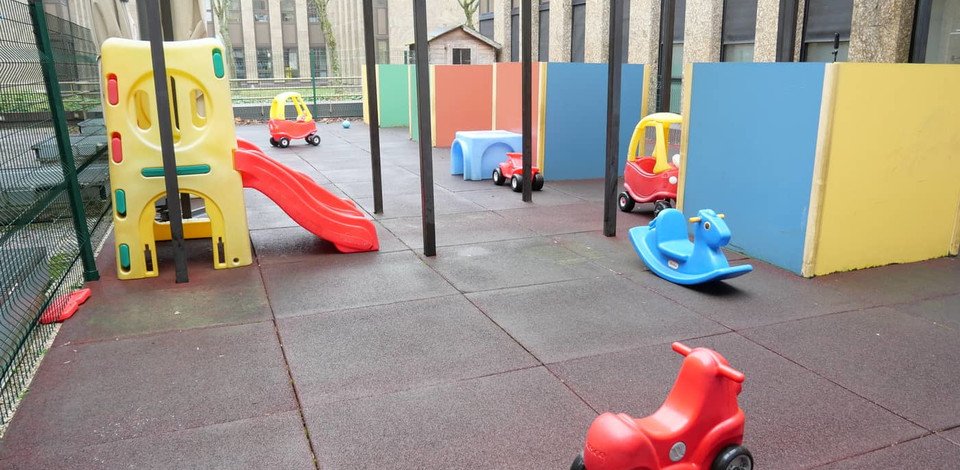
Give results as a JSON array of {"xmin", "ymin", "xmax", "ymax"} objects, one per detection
[
  {"xmin": 719, "ymin": 0, "xmax": 758, "ymax": 62},
  {"xmin": 452, "ymin": 47, "xmax": 472, "ymax": 65},
  {"xmin": 799, "ymin": 0, "xmax": 853, "ymax": 62}
]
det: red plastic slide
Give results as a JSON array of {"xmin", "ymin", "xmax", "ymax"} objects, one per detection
[{"xmin": 234, "ymin": 138, "xmax": 379, "ymax": 253}]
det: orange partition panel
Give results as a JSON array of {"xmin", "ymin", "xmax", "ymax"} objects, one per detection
[
  {"xmin": 494, "ymin": 62, "xmax": 541, "ymax": 163},
  {"xmin": 432, "ymin": 65, "xmax": 494, "ymax": 147}
]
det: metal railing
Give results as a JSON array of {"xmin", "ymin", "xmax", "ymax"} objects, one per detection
[
  {"xmin": 229, "ymin": 76, "xmax": 363, "ymax": 106},
  {"xmin": 0, "ymin": 0, "xmax": 110, "ymax": 429}
]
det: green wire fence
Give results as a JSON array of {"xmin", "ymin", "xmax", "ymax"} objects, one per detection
[{"xmin": 0, "ymin": 0, "xmax": 111, "ymax": 428}]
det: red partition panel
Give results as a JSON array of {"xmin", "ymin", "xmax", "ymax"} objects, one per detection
[
  {"xmin": 493, "ymin": 62, "xmax": 541, "ymax": 163},
  {"xmin": 432, "ymin": 65, "xmax": 494, "ymax": 147}
]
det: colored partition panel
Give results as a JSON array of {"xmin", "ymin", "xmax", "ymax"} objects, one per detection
[
  {"xmin": 804, "ymin": 63, "xmax": 960, "ymax": 276},
  {"xmin": 540, "ymin": 63, "xmax": 645, "ymax": 180},
  {"xmin": 432, "ymin": 65, "xmax": 494, "ymax": 147},
  {"xmin": 375, "ymin": 64, "xmax": 411, "ymax": 128},
  {"xmin": 494, "ymin": 62, "xmax": 542, "ymax": 162},
  {"xmin": 408, "ymin": 65, "xmax": 419, "ymax": 141},
  {"xmin": 681, "ymin": 63, "xmax": 825, "ymax": 274}
]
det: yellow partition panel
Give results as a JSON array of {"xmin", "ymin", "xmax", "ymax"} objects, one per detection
[{"xmin": 806, "ymin": 63, "xmax": 960, "ymax": 276}]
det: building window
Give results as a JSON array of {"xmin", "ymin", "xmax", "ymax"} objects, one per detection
[
  {"xmin": 539, "ymin": 1, "xmax": 549, "ymax": 61},
  {"xmin": 479, "ymin": 13, "xmax": 494, "ymax": 40},
  {"xmin": 571, "ymin": 0, "xmax": 586, "ymax": 62},
  {"xmin": 284, "ymin": 48, "xmax": 299, "ymax": 77},
  {"xmin": 800, "ymin": 0, "xmax": 853, "ymax": 62},
  {"xmin": 281, "ymin": 0, "xmax": 295, "ymax": 22},
  {"xmin": 254, "ymin": 0, "xmax": 269, "ymax": 22},
  {"xmin": 307, "ymin": 2, "xmax": 320, "ymax": 23},
  {"xmin": 621, "ymin": 0, "xmax": 630, "ymax": 62},
  {"xmin": 510, "ymin": 7, "xmax": 520, "ymax": 61},
  {"xmin": 309, "ymin": 47, "xmax": 328, "ymax": 76},
  {"xmin": 228, "ymin": 1, "xmax": 241, "ymax": 22},
  {"xmin": 257, "ymin": 48, "xmax": 272, "ymax": 78},
  {"xmin": 721, "ymin": 0, "xmax": 757, "ymax": 62},
  {"xmin": 480, "ymin": 0, "xmax": 493, "ymax": 13},
  {"xmin": 404, "ymin": 49, "xmax": 416, "ymax": 64},
  {"xmin": 375, "ymin": 7, "xmax": 388, "ymax": 35},
  {"xmin": 453, "ymin": 48, "xmax": 472, "ymax": 64},
  {"xmin": 233, "ymin": 47, "xmax": 246, "ymax": 79},
  {"xmin": 376, "ymin": 39, "xmax": 390, "ymax": 64},
  {"xmin": 912, "ymin": 0, "xmax": 960, "ymax": 63}
]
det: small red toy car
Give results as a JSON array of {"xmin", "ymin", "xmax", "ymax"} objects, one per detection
[
  {"xmin": 571, "ymin": 342, "xmax": 752, "ymax": 470},
  {"xmin": 492, "ymin": 152, "xmax": 544, "ymax": 192},
  {"xmin": 268, "ymin": 92, "xmax": 321, "ymax": 148},
  {"xmin": 620, "ymin": 113, "xmax": 682, "ymax": 216}
]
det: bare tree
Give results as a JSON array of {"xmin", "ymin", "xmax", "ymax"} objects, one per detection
[
  {"xmin": 310, "ymin": 0, "xmax": 340, "ymax": 76},
  {"xmin": 458, "ymin": 0, "xmax": 479, "ymax": 29},
  {"xmin": 210, "ymin": 0, "xmax": 235, "ymax": 78}
]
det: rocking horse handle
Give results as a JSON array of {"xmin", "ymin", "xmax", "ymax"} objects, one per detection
[
  {"xmin": 687, "ymin": 214, "xmax": 725, "ymax": 224},
  {"xmin": 672, "ymin": 342, "xmax": 745, "ymax": 383}
]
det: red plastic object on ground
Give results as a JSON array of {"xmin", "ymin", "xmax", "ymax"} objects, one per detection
[
  {"xmin": 268, "ymin": 92, "xmax": 321, "ymax": 148},
  {"xmin": 492, "ymin": 152, "xmax": 544, "ymax": 192},
  {"xmin": 39, "ymin": 288, "xmax": 92, "ymax": 324},
  {"xmin": 235, "ymin": 138, "xmax": 379, "ymax": 253},
  {"xmin": 571, "ymin": 342, "xmax": 752, "ymax": 470}
]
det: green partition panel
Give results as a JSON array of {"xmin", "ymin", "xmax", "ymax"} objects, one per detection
[{"xmin": 376, "ymin": 64, "xmax": 411, "ymax": 127}]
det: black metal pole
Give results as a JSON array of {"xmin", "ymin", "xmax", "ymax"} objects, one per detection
[
  {"xmin": 603, "ymin": 0, "xmax": 624, "ymax": 237},
  {"xmin": 775, "ymin": 0, "xmax": 799, "ymax": 62},
  {"xmin": 520, "ymin": 0, "xmax": 533, "ymax": 201},
  {"xmin": 412, "ymin": 0, "xmax": 436, "ymax": 256},
  {"xmin": 144, "ymin": 0, "xmax": 188, "ymax": 282},
  {"xmin": 362, "ymin": 0, "xmax": 384, "ymax": 214},
  {"xmin": 28, "ymin": 0, "xmax": 100, "ymax": 282},
  {"xmin": 656, "ymin": 0, "xmax": 675, "ymax": 112}
]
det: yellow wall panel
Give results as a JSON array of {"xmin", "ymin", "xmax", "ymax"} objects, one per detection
[{"xmin": 811, "ymin": 63, "xmax": 960, "ymax": 275}]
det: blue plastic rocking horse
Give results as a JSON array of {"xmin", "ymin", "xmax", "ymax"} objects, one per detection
[{"xmin": 629, "ymin": 208, "xmax": 752, "ymax": 285}]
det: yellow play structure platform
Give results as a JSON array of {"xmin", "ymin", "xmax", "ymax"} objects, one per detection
[{"xmin": 101, "ymin": 38, "xmax": 252, "ymax": 280}]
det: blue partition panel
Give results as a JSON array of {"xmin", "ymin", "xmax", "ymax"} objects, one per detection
[
  {"xmin": 681, "ymin": 63, "xmax": 825, "ymax": 274},
  {"xmin": 542, "ymin": 63, "xmax": 645, "ymax": 180}
]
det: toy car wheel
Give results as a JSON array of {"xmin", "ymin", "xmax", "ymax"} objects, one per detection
[
  {"xmin": 653, "ymin": 199, "xmax": 671, "ymax": 216},
  {"xmin": 308, "ymin": 134, "xmax": 321, "ymax": 146},
  {"xmin": 618, "ymin": 192, "xmax": 635, "ymax": 212},
  {"xmin": 492, "ymin": 169, "xmax": 505, "ymax": 186},
  {"xmin": 511, "ymin": 175, "xmax": 523, "ymax": 192},
  {"xmin": 278, "ymin": 137, "xmax": 290, "ymax": 148},
  {"xmin": 711, "ymin": 446, "xmax": 753, "ymax": 470},
  {"xmin": 269, "ymin": 137, "xmax": 278, "ymax": 147},
  {"xmin": 569, "ymin": 452, "xmax": 586, "ymax": 470},
  {"xmin": 532, "ymin": 173, "xmax": 544, "ymax": 191}
]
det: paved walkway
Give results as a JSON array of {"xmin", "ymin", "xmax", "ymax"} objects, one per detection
[{"xmin": 1, "ymin": 123, "xmax": 959, "ymax": 469}]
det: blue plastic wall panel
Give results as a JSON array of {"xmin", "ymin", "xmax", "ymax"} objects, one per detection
[
  {"xmin": 541, "ymin": 63, "xmax": 645, "ymax": 180},
  {"xmin": 681, "ymin": 63, "xmax": 825, "ymax": 274}
]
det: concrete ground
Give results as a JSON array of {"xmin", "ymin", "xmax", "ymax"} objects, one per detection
[{"xmin": 1, "ymin": 122, "xmax": 959, "ymax": 469}]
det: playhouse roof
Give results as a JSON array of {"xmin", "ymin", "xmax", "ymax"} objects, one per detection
[{"xmin": 408, "ymin": 24, "xmax": 502, "ymax": 50}]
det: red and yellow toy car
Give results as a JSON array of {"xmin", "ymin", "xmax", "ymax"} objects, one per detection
[
  {"xmin": 492, "ymin": 152, "xmax": 544, "ymax": 192},
  {"xmin": 571, "ymin": 342, "xmax": 752, "ymax": 470},
  {"xmin": 268, "ymin": 92, "xmax": 321, "ymax": 148},
  {"xmin": 619, "ymin": 113, "xmax": 682, "ymax": 216}
]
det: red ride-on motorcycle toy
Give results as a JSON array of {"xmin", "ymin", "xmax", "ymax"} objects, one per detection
[
  {"xmin": 571, "ymin": 342, "xmax": 752, "ymax": 470},
  {"xmin": 620, "ymin": 113, "xmax": 682, "ymax": 216},
  {"xmin": 268, "ymin": 92, "xmax": 321, "ymax": 148},
  {"xmin": 492, "ymin": 152, "xmax": 544, "ymax": 192}
]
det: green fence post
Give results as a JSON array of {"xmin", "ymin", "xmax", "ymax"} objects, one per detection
[
  {"xmin": 311, "ymin": 72, "xmax": 319, "ymax": 117},
  {"xmin": 28, "ymin": 0, "xmax": 100, "ymax": 282}
]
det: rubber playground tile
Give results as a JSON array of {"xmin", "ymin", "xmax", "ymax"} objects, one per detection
[
  {"xmin": 819, "ymin": 435, "xmax": 960, "ymax": 469},
  {"xmin": 335, "ymin": 176, "xmax": 424, "ymax": 199},
  {"xmin": 943, "ymin": 426, "xmax": 960, "ymax": 445},
  {"xmin": 319, "ymin": 164, "xmax": 416, "ymax": 184},
  {"xmin": 466, "ymin": 187, "xmax": 589, "ymax": 211},
  {"xmin": 819, "ymin": 257, "xmax": 960, "ymax": 308},
  {"xmin": 421, "ymin": 237, "xmax": 612, "ymax": 293},
  {"xmin": 304, "ymin": 367, "xmax": 596, "ymax": 470},
  {"xmin": 896, "ymin": 293, "xmax": 960, "ymax": 331},
  {"xmin": 742, "ymin": 306, "xmax": 960, "ymax": 430},
  {"xmin": 0, "ymin": 322, "xmax": 296, "ymax": 454},
  {"xmin": 250, "ymin": 222, "xmax": 407, "ymax": 264},
  {"xmin": 354, "ymin": 187, "xmax": 486, "ymax": 220},
  {"xmin": 244, "ymin": 203, "xmax": 300, "ymax": 230},
  {"xmin": 548, "ymin": 333, "xmax": 925, "ymax": 469},
  {"xmin": 259, "ymin": 250, "xmax": 458, "ymax": 318},
  {"xmin": 630, "ymin": 259, "xmax": 862, "ymax": 330},
  {"xmin": 55, "ymin": 264, "xmax": 271, "ymax": 344},
  {"xmin": 496, "ymin": 202, "xmax": 651, "ymax": 236},
  {"xmin": 466, "ymin": 276, "xmax": 727, "ymax": 363},
  {"xmin": 547, "ymin": 179, "xmax": 612, "ymax": 202},
  {"xmin": 278, "ymin": 295, "xmax": 537, "ymax": 406},
  {"xmin": 95, "ymin": 236, "xmax": 259, "ymax": 286},
  {"xmin": 0, "ymin": 411, "xmax": 315, "ymax": 470},
  {"xmin": 553, "ymin": 230, "xmax": 651, "ymax": 276},
  {"xmin": 380, "ymin": 211, "xmax": 539, "ymax": 249}
]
